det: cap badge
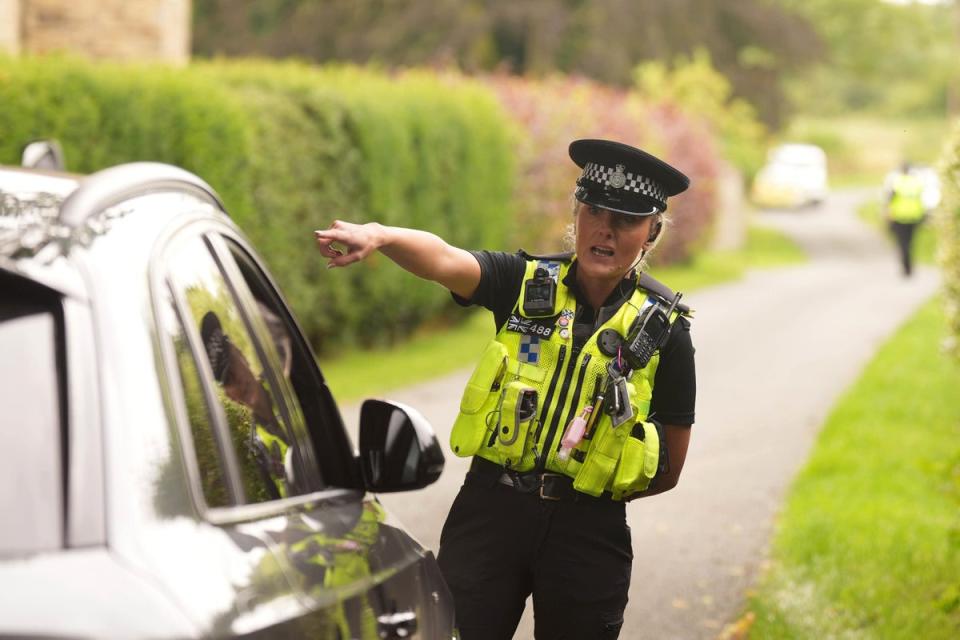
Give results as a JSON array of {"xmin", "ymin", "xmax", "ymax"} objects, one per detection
[{"xmin": 609, "ymin": 164, "xmax": 627, "ymax": 189}]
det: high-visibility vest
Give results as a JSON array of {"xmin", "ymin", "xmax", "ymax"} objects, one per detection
[
  {"xmin": 889, "ymin": 173, "xmax": 925, "ymax": 223},
  {"xmin": 451, "ymin": 257, "xmax": 685, "ymax": 498}
]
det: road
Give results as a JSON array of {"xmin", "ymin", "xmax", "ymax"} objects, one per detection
[{"xmin": 342, "ymin": 189, "xmax": 940, "ymax": 639}]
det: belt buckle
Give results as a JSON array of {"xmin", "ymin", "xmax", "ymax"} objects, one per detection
[{"xmin": 539, "ymin": 473, "xmax": 563, "ymax": 501}]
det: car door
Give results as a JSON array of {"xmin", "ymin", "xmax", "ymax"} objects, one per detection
[
  {"xmin": 208, "ymin": 230, "xmax": 454, "ymax": 640},
  {"xmin": 157, "ymin": 226, "xmax": 328, "ymax": 638},
  {"xmin": 159, "ymin": 220, "xmax": 450, "ymax": 639}
]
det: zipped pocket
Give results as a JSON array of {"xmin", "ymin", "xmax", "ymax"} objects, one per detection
[{"xmin": 449, "ymin": 340, "xmax": 508, "ymax": 457}]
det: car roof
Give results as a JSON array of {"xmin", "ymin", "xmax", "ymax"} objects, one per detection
[{"xmin": 1, "ymin": 163, "xmax": 226, "ymax": 296}]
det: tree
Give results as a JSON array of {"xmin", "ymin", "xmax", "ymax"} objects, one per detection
[
  {"xmin": 192, "ymin": 0, "xmax": 822, "ymax": 127},
  {"xmin": 780, "ymin": 0, "xmax": 960, "ymax": 116}
]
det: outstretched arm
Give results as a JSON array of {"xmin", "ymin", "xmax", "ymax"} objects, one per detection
[{"xmin": 314, "ymin": 220, "xmax": 482, "ymax": 300}]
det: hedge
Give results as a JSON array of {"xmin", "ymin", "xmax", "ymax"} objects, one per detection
[
  {"xmin": 937, "ymin": 120, "xmax": 960, "ymax": 359},
  {"xmin": 0, "ymin": 57, "xmax": 516, "ymax": 353},
  {"xmin": 1, "ymin": 56, "xmax": 728, "ymax": 355}
]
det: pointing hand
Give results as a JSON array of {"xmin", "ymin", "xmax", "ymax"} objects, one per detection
[{"xmin": 314, "ymin": 221, "xmax": 382, "ymax": 269}]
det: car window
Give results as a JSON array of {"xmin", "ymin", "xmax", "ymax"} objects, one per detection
[
  {"xmin": 0, "ymin": 278, "xmax": 63, "ymax": 554},
  {"xmin": 157, "ymin": 289, "xmax": 233, "ymax": 508},
  {"xmin": 221, "ymin": 238, "xmax": 358, "ymax": 488},
  {"xmin": 163, "ymin": 235, "xmax": 317, "ymax": 505}
]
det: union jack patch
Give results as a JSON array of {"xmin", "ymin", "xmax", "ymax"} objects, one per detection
[{"xmin": 518, "ymin": 335, "xmax": 541, "ymax": 364}]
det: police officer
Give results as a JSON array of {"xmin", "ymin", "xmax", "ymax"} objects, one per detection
[
  {"xmin": 884, "ymin": 161, "xmax": 928, "ymax": 277},
  {"xmin": 315, "ymin": 139, "xmax": 696, "ymax": 639}
]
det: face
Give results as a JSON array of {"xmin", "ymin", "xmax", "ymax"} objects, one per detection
[
  {"xmin": 223, "ymin": 344, "xmax": 273, "ymax": 422},
  {"xmin": 574, "ymin": 202, "xmax": 656, "ymax": 283}
]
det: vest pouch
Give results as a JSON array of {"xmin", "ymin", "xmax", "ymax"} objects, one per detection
[
  {"xmin": 572, "ymin": 418, "xmax": 630, "ymax": 497},
  {"xmin": 572, "ymin": 380, "xmax": 642, "ymax": 496},
  {"xmin": 493, "ymin": 381, "xmax": 538, "ymax": 468},
  {"xmin": 611, "ymin": 421, "xmax": 660, "ymax": 498},
  {"xmin": 450, "ymin": 340, "xmax": 508, "ymax": 457}
]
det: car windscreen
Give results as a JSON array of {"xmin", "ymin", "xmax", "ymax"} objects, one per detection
[{"xmin": 0, "ymin": 276, "xmax": 64, "ymax": 555}]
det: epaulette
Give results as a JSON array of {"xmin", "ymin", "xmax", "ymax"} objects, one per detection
[
  {"xmin": 517, "ymin": 249, "xmax": 574, "ymax": 263},
  {"xmin": 638, "ymin": 272, "xmax": 693, "ymax": 317}
]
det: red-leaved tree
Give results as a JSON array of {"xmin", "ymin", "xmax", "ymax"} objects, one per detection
[{"xmin": 484, "ymin": 73, "xmax": 720, "ymax": 264}]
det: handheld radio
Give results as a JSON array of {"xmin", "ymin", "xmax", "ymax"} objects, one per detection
[{"xmin": 622, "ymin": 291, "xmax": 683, "ymax": 370}]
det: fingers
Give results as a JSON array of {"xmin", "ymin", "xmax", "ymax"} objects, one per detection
[
  {"xmin": 325, "ymin": 249, "xmax": 366, "ymax": 269},
  {"xmin": 314, "ymin": 223, "xmax": 371, "ymax": 269}
]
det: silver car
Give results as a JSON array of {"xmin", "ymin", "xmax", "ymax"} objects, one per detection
[{"xmin": 0, "ymin": 156, "xmax": 456, "ymax": 639}]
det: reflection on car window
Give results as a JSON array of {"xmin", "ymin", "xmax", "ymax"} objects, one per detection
[
  {"xmin": 0, "ymin": 286, "xmax": 63, "ymax": 554},
  {"xmin": 165, "ymin": 236, "xmax": 305, "ymax": 504},
  {"xmin": 159, "ymin": 293, "xmax": 231, "ymax": 508},
  {"xmin": 225, "ymin": 239, "xmax": 357, "ymax": 489}
]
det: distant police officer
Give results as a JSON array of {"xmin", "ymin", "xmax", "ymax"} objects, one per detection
[
  {"xmin": 315, "ymin": 139, "xmax": 696, "ymax": 640},
  {"xmin": 884, "ymin": 161, "xmax": 927, "ymax": 278}
]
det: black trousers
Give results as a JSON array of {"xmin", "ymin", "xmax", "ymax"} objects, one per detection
[
  {"xmin": 889, "ymin": 220, "xmax": 920, "ymax": 277},
  {"xmin": 437, "ymin": 468, "xmax": 632, "ymax": 640}
]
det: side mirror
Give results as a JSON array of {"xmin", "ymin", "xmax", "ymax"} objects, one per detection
[
  {"xmin": 21, "ymin": 140, "xmax": 66, "ymax": 171},
  {"xmin": 358, "ymin": 399, "xmax": 444, "ymax": 492}
]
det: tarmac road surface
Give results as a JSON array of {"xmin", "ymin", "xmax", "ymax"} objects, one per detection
[{"xmin": 341, "ymin": 189, "xmax": 940, "ymax": 639}]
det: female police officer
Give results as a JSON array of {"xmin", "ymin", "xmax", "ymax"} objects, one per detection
[{"xmin": 315, "ymin": 139, "xmax": 696, "ymax": 639}]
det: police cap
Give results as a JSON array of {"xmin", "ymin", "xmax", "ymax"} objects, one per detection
[
  {"xmin": 570, "ymin": 139, "xmax": 690, "ymax": 215},
  {"xmin": 200, "ymin": 311, "xmax": 231, "ymax": 383}
]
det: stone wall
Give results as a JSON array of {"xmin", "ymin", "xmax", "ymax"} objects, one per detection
[
  {"xmin": 3, "ymin": 0, "xmax": 190, "ymax": 64},
  {"xmin": 0, "ymin": 0, "xmax": 21, "ymax": 55}
]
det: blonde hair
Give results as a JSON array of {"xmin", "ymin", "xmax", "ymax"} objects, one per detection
[{"xmin": 564, "ymin": 200, "xmax": 668, "ymax": 273}]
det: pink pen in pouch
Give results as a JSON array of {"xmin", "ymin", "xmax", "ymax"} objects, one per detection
[{"xmin": 557, "ymin": 406, "xmax": 592, "ymax": 461}]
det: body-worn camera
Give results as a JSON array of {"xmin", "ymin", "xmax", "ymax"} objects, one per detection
[
  {"xmin": 623, "ymin": 292, "xmax": 683, "ymax": 370},
  {"xmin": 523, "ymin": 267, "xmax": 556, "ymax": 317}
]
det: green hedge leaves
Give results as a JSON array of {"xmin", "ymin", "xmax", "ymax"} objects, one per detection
[
  {"xmin": 0, "ymin": 57, "xmax": 515, "ymax": 353},
  {"xmin": 937, "ymin": 120, "xmax": 960, "ymax": 360}
]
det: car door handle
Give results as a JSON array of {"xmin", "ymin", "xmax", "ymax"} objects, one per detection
[{"xmin": 376, "ymin": 609, "xmax": 418, "ymax": 638}]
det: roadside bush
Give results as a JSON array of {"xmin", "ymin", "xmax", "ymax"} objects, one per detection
[
  {"xmin": 3, "ymin": 56, "xmax": 733, "ymax": 349},
  {"xmin": 485, "ymin": 73, "xmax": 722, "ymax": 264},
  {"xmin": 0, "ymin": 56, "xmax": 253, "ymax": 210},
  {"xmin": 937, "ymin": 119, "xmax": 960, "ymax": 359},
  {"xmin": 0, "ymin": 57, "xmax": 515, "ymax": 353}
]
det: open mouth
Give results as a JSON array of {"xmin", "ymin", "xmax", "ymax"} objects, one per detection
[{"xmin": 591, "ymin": 246, "xmax": 615, "ymax": 257}]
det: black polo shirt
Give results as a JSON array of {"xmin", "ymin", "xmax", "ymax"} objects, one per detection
[{"xmin": 453, "ymin": 250, "xmax": 696, "ymax": 426}]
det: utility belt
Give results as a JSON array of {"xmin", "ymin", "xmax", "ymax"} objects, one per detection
[{"xmin": 468, "ymin": 456, "xmax": 617, "ymax": 504}]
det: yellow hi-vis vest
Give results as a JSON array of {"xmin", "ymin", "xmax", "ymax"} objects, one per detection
[
  {"xmin": 253, "ymin": 423, "xmax": 290, "ymax": 498},
  {"xmin": 451, "ymin": 257, "xmax": 678, "ymax": 499},
  {"xmin": 889, "ymin": 173, "xmax": 926, "ymax": 223}
]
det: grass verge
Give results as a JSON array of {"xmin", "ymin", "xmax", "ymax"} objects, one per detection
[
  {"xmin": 742, "ymin": 298, "xmax": 960, "ymax": 639},
  {"xmin": 323, "ymin": 223, "xmax": 807, "ymax": 403}
]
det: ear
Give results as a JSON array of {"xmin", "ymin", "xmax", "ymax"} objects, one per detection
[{"xmin": 646, "ymin": 215, "xmax": 663, "ymax": 245}]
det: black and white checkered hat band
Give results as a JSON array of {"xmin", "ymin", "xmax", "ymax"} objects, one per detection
[{"xmin": 581, "ymin": 162, "xmax": 666, "ymax": 204}]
